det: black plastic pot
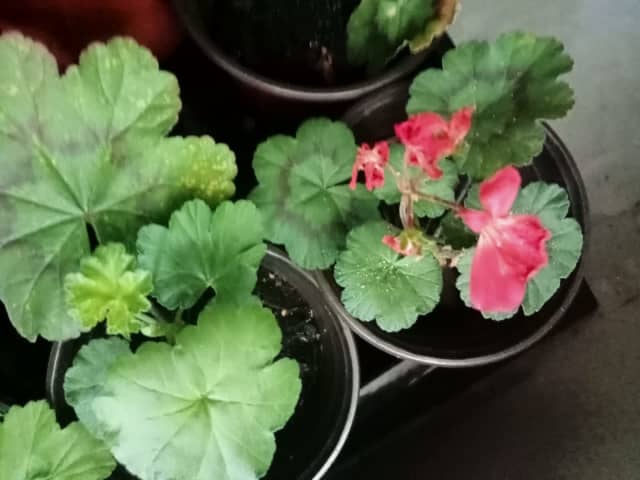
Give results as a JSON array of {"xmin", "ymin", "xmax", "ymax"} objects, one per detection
[
  {"xmin": 46, "ymin": 247, "xmax": 359, "ymax": 480},
  {"xmin": 171, "ymin": 0, "xmax": 450, "ymax": 113},
  {"xmin": 313, "ymin": 82, "xmax": 591, "ymax": 368}
]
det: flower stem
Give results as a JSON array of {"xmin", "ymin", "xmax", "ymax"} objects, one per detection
[{"xmin": 413, "ymin": 190, "xmax": 462, "ymax": 212}]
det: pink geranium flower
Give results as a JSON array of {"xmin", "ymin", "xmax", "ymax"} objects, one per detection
[
  {"xmin": 458, "ymin": 166, "xmax": 551, "ymax": 313},
  {"xmin": 394, "ymin": 106, "xmax": 474, "ymax": 179},
  {"xmin": 382, "ymin": 234, "xmax": 421, "ymax": 257},
  {"xmin": 349, "ymin": 141, "xmax": 390, "ymax": 191}
]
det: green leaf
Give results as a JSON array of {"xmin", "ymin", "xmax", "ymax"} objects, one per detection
[
  {"xmin": 64, "ymin": 337, "xmax": 131, "ymax": 439},
  {"xmin": 511, "ymin": 181, "xmax": 570, "ymax": 224},
  {"xmin": 513, "ymin": 182, "xmax": 583, "ymax": 315},
  {"xmin": 250, "ymin": 118, "xmax": 379, "ymax": 269},
  {"xmin": 346, "ymin": 0, "xmax": 398, "ymax": 72},
  {"xmin": 374, "ymin": 143, "xmax": 458, "ymax": 218},
  {"xmin": 456, "ymin": 182, "xmax": 583, "ymax": 318},
  {"xmin": 73, "ymin": 302, "xmax": 301, "ymax": 480},
  {"xmin": 408, "ymin": 32, "xmax": 574, "ymax": 179},
  {"xmin": 438, "ymin": 212, "xmax": 477, "ymax": 249},
  {"xmin": 65, "ymin": 243, "xmax": 152, "ymax": 337},
  {"xmin": 335, "ymin": 221, "xmax": 443, "ymax": 331},
  {"xmin": 376, "ymin": 0, "xmax": 432, "ymax": 46},
  {"xmin": 138, "ymin": 199, "xmax": 266, "ymax": 310},
  {"xmin": 0, "ymin": 400, "xmax": 116, "ymax": 480},
  {"xmin": 408, "ymin": 0, "xmax": 459, "ymax": 53},
  {"xmin": 0, "ymin": 34, "xmax": 237, "ymax": 341},
  {"xmin": 347, "ymin": 0, "xmax": 453, "ymax": 72}
]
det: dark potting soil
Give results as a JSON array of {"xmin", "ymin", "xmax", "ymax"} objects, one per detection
[
  {"xmin": 256, "ymin": 266, "xmax": 321, "ymax": 394},
  {"xmin": 207, "ymin": 0, "xmax": 364, "ymax": 86},
  {"xmin": 0, "ymin": 303, "xmax": 50, "ymax": 406}
]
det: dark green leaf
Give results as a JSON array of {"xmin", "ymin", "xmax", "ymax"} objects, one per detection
[
  {"xmin": 438, "ymin": 212, "xmax": 477, "ymax": 249},
  {"xmin": 0, "ymin": 400, "xmax": 116, "ymax": 480},
  {"xmin": 137, "ymin": 199, "xmax": 266, "ymax": 310},
  {"xmin": 250, "ymin": 118, "xmax": 379, "ymax": 269},
  {"xmin": 408, "ymin": 32, "xmax": 574, "ymax": 178},
  {"xmin": 335, "ymin": 221, "xmax": 442, "ymax": 331}
]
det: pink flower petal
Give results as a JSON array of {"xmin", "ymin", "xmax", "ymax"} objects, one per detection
[
  {"xmin": 470, "ymin": 235, "xmax": 529, "ymax": 313},
  {"xmin": 469, "ymin": 214, "xmax": 551, "ymax": 312},
  {"xmin": 450, "ymin": 106, "xmax": 475, "ymax": 144},
  {"xmin": 458, "ymin": 208, "xmax": 492, "ymax": 234},
  {"xmin": 479, "ymin": 166, "xmax": 521, "ymax": 217},
  {"xmin": 349, "ymin": 141, "xmax": 390, "ymax": 191}
]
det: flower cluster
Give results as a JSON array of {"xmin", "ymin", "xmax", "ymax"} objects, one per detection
[{"xmin": 348, "ymin": 107, "xmax": 551, "ymax": 314}]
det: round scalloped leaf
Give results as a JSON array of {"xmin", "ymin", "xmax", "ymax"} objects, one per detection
[
  {"xmin": 0, "ymin": 401, "xmax": 116, "ymax": 480},
  {"xmin": 408, "ymin": 32, "xmax": 574, "ymax": 179},
  {"xmin": 335, "ymin": 221, "xmax": 443, "ymax": 332},
  {"xmin": 249, "ymin": 118, "xmax": 379, "ymax": 270},
  {"xmin": 64, "ymin": 337, "xmax": 131, "ymax": 440},
  {"xmin": 75, "ymin": 302, "xmax": 301, "ymax": 480},
  {"xmin": 65, "ymin": 243, "xmax": 152, "ymax": 338},
  {"xmin": 374, "ymin": 144, "xmax": 458, "ymax": 218},
  {"xmin": 137, "ymin": 199, "xmax": 266, "ymax": 310},
  {"xmin": 0, "ymin": 34, "xmax": 236, "ymax": 342},
  {"xmin": 456, "ymin": 182, "xmax": 583, "ymax": 318}
]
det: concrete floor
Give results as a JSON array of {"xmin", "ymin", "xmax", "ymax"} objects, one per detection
[{"xmin": 334, "ymin": 1, "xmax": 640, "ymax": 478}]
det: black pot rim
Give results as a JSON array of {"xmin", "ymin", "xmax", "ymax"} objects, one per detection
[
  {"xmin": 171, "ymin": 0, "xmax": 430, "ymax": 103},
  {"xmin": 46, "ymin": 246, "xmax": 361, "ymax": 480},
  {"xmin": 313, "ymin": 84, "xmax": 590, "ymax": 367}
]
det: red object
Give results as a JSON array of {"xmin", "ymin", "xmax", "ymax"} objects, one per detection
[
  {"xmin": 382, "ymin": 234, "xmax": 421, "ymax": 257},
  {"xmin": 349, "ymin": 141, "xmax": 390, "ymax": 191},
  {"xmin": 0, "ymin": 0, "xmax": 181, "ymax": 67},
  {"xmin": 458, "ymin": 166, "xmax": 551, "ymax": 313},
  {"xmin": 395, "ymin": 106, "xmax": 474, "ymax": 179}
]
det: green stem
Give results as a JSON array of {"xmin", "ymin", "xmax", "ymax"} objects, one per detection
[{"xmin": 413, "ymin": 190, "xmax": 462, "ymax": 211}]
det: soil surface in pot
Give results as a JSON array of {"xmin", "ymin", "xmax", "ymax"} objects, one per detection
[{"xmin": 206, "ymin": 0, "xmax": 364, "ymax": 86}]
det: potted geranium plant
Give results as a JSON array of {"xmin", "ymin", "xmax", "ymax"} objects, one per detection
[
  {"xmin": 0, "ymin": 32, "xmax": 359, "ymax": 480},
  {"xmin": 249, "ymin": 31, "xmax": 587, "ymax": 365},
  {"xmin": 172, "ymin": 0, "xmax": 458, "ymax": 108}
]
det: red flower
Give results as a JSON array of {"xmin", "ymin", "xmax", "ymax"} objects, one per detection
[
  {"xmin": 349, "ymin": 141, "xmax": 390, "ymax": 191},
  {"xmin": 394, "ymin": 106, "xmax": 474, "ymax": 179},
  {"xmin": 458, "ymin": 166, "xmax": 551, "ymax": 313}
]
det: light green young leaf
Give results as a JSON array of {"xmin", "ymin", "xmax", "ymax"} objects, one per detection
[
  {"xmin": 137, "ymin": 199, "xmax": 267, "ymax": 310},
  {"xmin": 456, "ymin": 182, "xmax": 583, "ymax": 318},
  {"xmin": 249, "ymin": 118, "xmax": 379, "ymax": 269},
  {"xmin": 64, "ymin": 337, "xmax": 131, "ymax": 439},
  {"xmin": 74, "ymin": 302, "xmax": 301, "ymax": 480},
  {"xmin": 408, "ymin": 32, "xmax": 574, "ymax": 179},
  {"xmin": 374, "ymin": 144, "xmax": 458, "ymax": 218},
  {"xmin": 0, "ymin": 34, "xmax": 237, "ymax": 342},
  {"xmin": 335, "ymin": 221, "xmax": 442, "ymax": 332},
  {"xmin": 0, "ymin": 400, "xmax": 116, "ymax": 480},
  {"xmin": 346, "ymin": 0, "xmax": 398, "ymax": 72},
  {"xmin": 65, "ymin": 243, "xmax": 152, "ymax": 337}
]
